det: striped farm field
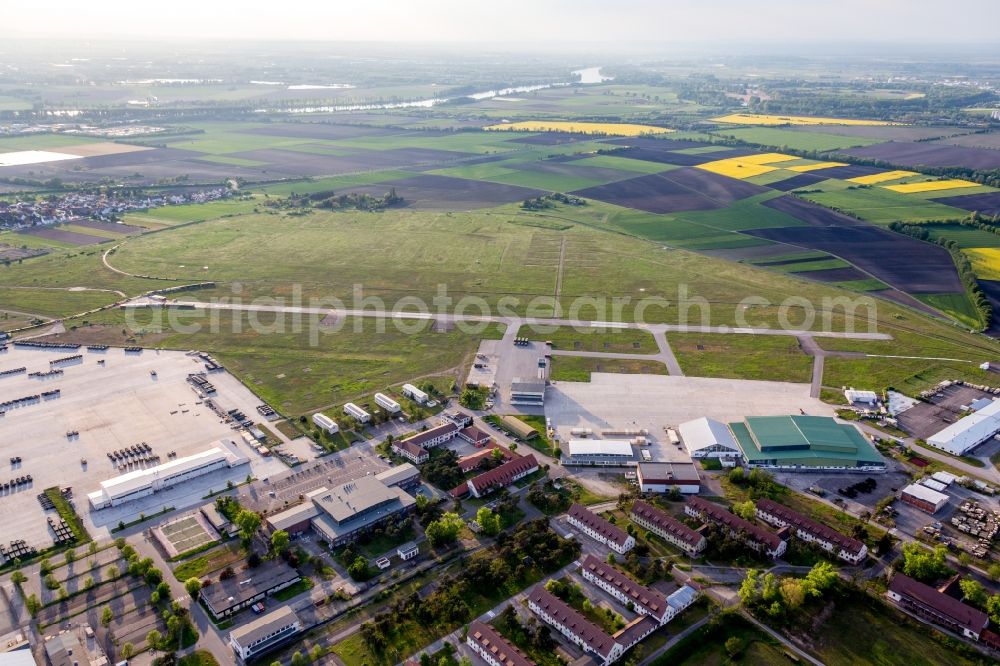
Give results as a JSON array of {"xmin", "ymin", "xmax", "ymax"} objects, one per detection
[
  {"xmin": 965, "ymin": 248, "xmax": 1000, "ymax": 280},
  {"xmin": 713, "ymin": 113, "xmax": 899, "ymax": 126},
  {"xmin": 847, "ymin": 170, "xmax": 919, "ymax": 185},
  {"xmin": 884, "ymin": 179, "xmax": 980, "ymax": 194},
  {"xmin": 787, "ymin": 161, "xmax": 848, "ymax": 172},
  {"xmin": 483, "ymin": 121, "xmax": 673, "ymax": 136}
]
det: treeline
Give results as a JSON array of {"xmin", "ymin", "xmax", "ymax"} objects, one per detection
[{"xmin": 889, "ymin": 221, "xmax": 992, "ymax": 329}]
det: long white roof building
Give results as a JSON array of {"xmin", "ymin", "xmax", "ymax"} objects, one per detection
[
  {"xmin": 927, "ymin": 399, "xmax": 1000, "ymax": 455},
  {"xmin": 677, "ymin": 417, "xmax": 741, "ymax": 458}
]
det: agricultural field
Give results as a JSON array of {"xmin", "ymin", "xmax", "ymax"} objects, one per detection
[
  {"xmin": 713, "ymin": 113, "xmax": 897, "ymax": 126},
  {"xmin": 838, "ymin": 141, "xmax": 1000, "ymax": 170},
  {"xmin": 710, "ymin": 127, "xmax": 883, "ymax": 152},
  {"xmin": 483, "ymin": 121, "xmax": 673, "ymax": 136},
  {"xmin": 799, "ymin": 187, "xmax": 971, "ymax": 224}
]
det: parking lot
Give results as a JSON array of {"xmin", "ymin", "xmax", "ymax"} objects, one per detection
[
  {"xmin": 546, "ymin": 373, "xmax": 835, "ymax": 464},
  {"xmin": 0, "ymin": 346, "xmax": 286, "ymax": 548},
  {"xmin": 896, "ymin": 383, "xmax": 995, "ymax": 440}
]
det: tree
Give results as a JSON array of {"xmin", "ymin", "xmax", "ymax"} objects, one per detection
[
  {"xmin": 425, "ymin": 512, "xmax": 463, "ymax": 547},
  {"xmin": 960, "ymin": 578, "xmax": 987, "ymax": 607},
  {"xmin": 900, "ymin": 542, "xmax": 949, "ymax": 582},
  {"xmin": 146, "ymin": 629, "xmax": 162, "ymax": 652},
  {"xmin": 271, "ymin": 529, "xmax": 290, "ymax": 555},
  {"xmin": 803, "ymin": 561, "xmax": 838, "ymax": 596},
  {"xmin": 738, "ymin": 569, "xmax": 761, "ymax": 606},
  {"xmin": 728, "ymin": 467, "xmax": 745, "ymax": 484},
  {"xmin": 184, "ymin": 578, "xmax": 202, "ymax": 598},
  {"xmin": 65, "ymin": 549, "xmax": 76, "ymax": 565},
  {"xmin": 101, "ymin": 606, "xmax": 114, "ymax": 627},
  {"xmin": 120, "ymin": 643, "xmax": 134, "ymax": 659},
  {"xmin": 84, "ymin": 576, "xmax": 95, "ymax": 590},
  {"xmin": 779, "ymin": 578, "xmax": 806, "ymax": 610},
  {"xmin": 732, "ymin": 500, "xmax": 756, "ymax": 520},
  {"xmin": 987, "ymin": 594, "xmax": 1000, "ymax": 625},
  {"xmin": 347, "ymin": 556, "xmax": 371, "ymax": 582},
  {"xmin": 25, "ymin": 594, "xmax": 40, "ymax": 616},
  {"xmin": 290, "ymin": 651, "xmax": 308, "ymax": 666},
  {"xmin": 725, "ymin": 636, "xmax": 745, "ymax": 658},
  {"xmin": 107, "ymin": 565, "xmax": 119, "ymax": 579},
  {"xmin": 11, "ymin": 570, "xmax": 25, "ymax": 585},
  {"xmin": 236, "ymin": 509, "xmax": 262, "ymax": 542},
  {"xmin": 156, "ymin": 581, "xmax": 171, "ymax": 600},
  {"xmin": 476, "ymin": 507, "xmax": 502, "ymax": 536}
]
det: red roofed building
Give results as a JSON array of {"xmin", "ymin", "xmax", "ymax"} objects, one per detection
[
  {"xmin": 567, "ymin": 504, "xmax": 635, "ymax": 554},
  {"xmin": 392, "ymin": 440, "xmax": 429, "ymax": 465},
  {"xmin": 466, "ymin": 454, "xmax": 539, "ymax": 498},
  {"xmin": 685, "ymin": 496, "xmax": 786, "ymax": 559},
  {"xmin": 629, "ymin": 500, "xmax": 706, "ymax": 557},
  {"xmin": 579, "ymin": 554, "xmax": 670, "ymax": 624},
  {"xmin": 458, "ymin": 425, "xmax": 491, "ymax": 447},
  {"xmin": 755, "ymin": 498, "xmax": 867, "ymax": 564},
  {"xmin": 887, "ymin": 573, "xmax": 989, "ymax": 640},
  {"xmin": 466, "ymin": 620, "xmax": 536, "ymax": 666},
  {"xmin": 457, "ymin": 443, "xmax": 515, "ymax": 474},
  {"xmin": 528, "ymin": 586, "xmax": 621, "ymax": 664}
]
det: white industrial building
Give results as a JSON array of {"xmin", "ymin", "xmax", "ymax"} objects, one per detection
[
  {"xmin": 927, "ymin": 399, "xmax": 1000, "ymax": 455},
  {"xmin": 900, "ymin": 483, "xmax": 950, "ymax": 514},
  {"xmin": 402, "ymin": 383, "xmax": 429, "ymax": 404},
  {"xmin": 229, "ymin": 606, "xmax": 301, "ymax": 662},
  {"xmin": 88, "ymin": 445, "xmax": 247, "ymax": 510},
  {"xmin": 845, "ymin": 389, "xmax": 879, "ymax": 406},
  {"xmin": 565, "ymin": 439, "xmax": 635, "ymax": 466},
  {"xmin": 343, "ymin": 402, "xmax": 371, "ymax": 424},
  {"xmin": 374, "ymin": 392, "xmax": 401, "ymax": 414},
  {"xmin": 312, "ymin": 412, "xmax": 339, "ymax": 434},
  {"xmin": 677, "ymin": 417, "xmax": 741, "ymax": 459}
]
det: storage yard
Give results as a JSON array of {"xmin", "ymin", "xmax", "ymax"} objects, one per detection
[{"xmin": 0, "ymin": 345, "xmax": 285, "ymax": 550}]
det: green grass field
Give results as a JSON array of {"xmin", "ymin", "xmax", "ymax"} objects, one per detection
[
  {"xmin": 670, "ymin": 332, "xmax": 813, "ymax": 383},
  {"xmin": 923, "ymin": 223, "xmax": 1000, "ymax": 248},
  {"xmin": 540, "ymin": 326, "xmax": 658, "ymax": 353},
  {"xmin": 800, "ymin": 188, "xmax": 969, "ymax": 224},
  {"xmin": 0, "ymin": 134, "xmax": 100, "ymax": 150},
  {"xmin": 915, "ymin": 292, "xmax": 984, "ymax": 329},
  {"xmin": 0, "ymin": 286, "xmax": 118, "ymax": 320},
  {"xmin": 712, "ymin": 126, "xmax": 883, "ymax": 152},
  {"xmin": 571, "ymin": 154, "xmax": 676, "ymax": 174},
  {"xmin": 550, "ymin": 356, "xmax": 668, "ymax": 382},
  {"xmin": 252, "ymin": 170, "xmax": 414, "ymax": 196},
  {"xmin": 672, "ymin": 192, "xmax": 808, "ymax": 232},
  {"xmin": 124, "ymin": 198, "xmax": 263, "ymax": 226},
  {"xmin": 652, "ymin": 613, "xmax": 793, "ymax": 666},
  {"xmin": 50, "ymin": 310, "xmax": 481, "ymax": 416}
]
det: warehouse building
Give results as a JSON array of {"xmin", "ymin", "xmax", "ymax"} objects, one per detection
[
  {"xmin": 888, "ymin": 573, "xmax": 989, "ymax": 640},
  {"xmin": 510, "ymin": 379, "xmax": 546, "ymax": 406},
  {"xmin": 374, "ymin": 392, "xmax": 402, "ymax": 414},
  {"xmin": 343, "ymin": 402, "xmax": 371, "ymax": 424},
  {"xmin": 565, "ymin": 440, "xmax": 635, "ymax": 466},
  {"xmin": 229, "ymin": 606, "xmax": 301, "ymax": 662},
  {"xmin": 629, "ymin": 500, "xmax": 706, "ymax": 557},
  {"xmin": 636, "ymin": 462, "xmax": 700, "ymax": 494},
  {"xmin": 402, "ymin": 383, "xmax": 429, "ymax": 404},
  {"xmin": 685, "ymin": 496, "xmax": 786, "ymax": 558},
  {"xmin": 677, "ymin": 417, "xmax": 741, "ymax": 459},
  {"xmin": 466, "ymin": 621, "xmax": 535, "ymax": 666},
  {"xmin": 202, "ymin": 560, "xmax": 301, "ymax": 619},
  {"xmin": 265, "ymin": 475, "xmax": 416, "ymax": 546},
  {"xmin": 755, "ymin": 498, "xmax": 867, "ymax": 564},
  {"xmin": 500, "ymin": 415, "xmax": 539, "ymax": 440},
  {"xmin": 728, "ymin": 415, "xmax": 885, "ymax": 472},
  {"xmin": 312, "ymin": 412, "xmax": 339, "ymax": 434},
  {"xmin": 900, "ymin": 483, "xmax": 949, "ymax": 514},
  {"xmin": 579, "ymin": 554, "xmax": 670, "ymax": 624},
  {"xmin": 844, "ymin": 389, "xmax": 879, "ymax": 406},
  {"xmin": 927, "ymin": 399, "xmax": 1000, "ymax": 456},
  {"xmin": 374, "ymin": 463, "xmax": 421, "ymax": 491},
  {"xmin": 567, "ymin": 503, "xmax": 635, "ymax": 554},
  {"xmin": 465, "ymin": 454, "xmax": 539, "ymax": 498},
  {"xmin": 88, "ymin": 445, "xmax": 247, "ymax": 510}
]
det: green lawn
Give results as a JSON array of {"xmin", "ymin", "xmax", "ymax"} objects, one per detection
[
  {"xmin": 652, "ymin": 612, "xmax": 793, "ymax": 666},
  {"xmin": 124, "ymin": 198, "xmax": 263, "ymax": 226},
  {"xmin": 670, "ymin": 333, "xmax": 813, "ymax": 383},
  {"xmin": 171, "ymin": 543, "xmax": 244, "ymax": 581},
  {"xmin": 924, "ymin": 223, "xmax": 1000, "ymax": 248},
  {"xmin": 915, "ymin": 292, "xmax": 984, "ymax": 330},
  {"xmin": 0, "ymin": 287, "xmax": 118, "ymax": 320}
]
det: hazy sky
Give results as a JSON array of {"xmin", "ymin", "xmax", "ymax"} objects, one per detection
[{"xmin": 3, "ymin": 0, "xmax": 998, "ymax": 44}]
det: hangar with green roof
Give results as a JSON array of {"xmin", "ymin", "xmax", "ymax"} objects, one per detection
[{"xmin": 728, "ymin": 415, "xmax": 885, "ymax": 472}]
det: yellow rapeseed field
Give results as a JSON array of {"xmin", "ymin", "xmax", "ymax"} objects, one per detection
[
  {"xmin": 483, "ymin": 121, "xmax": 673, "ymax": 137},
  {"xmin": 884, "ymin": 179, "xmax": 980, "ymax": 194},
  {"xmin": 713, "ymin": 113, "xmax": 898, "ymax": 126},
  {"xmin": 786, "ymin": 161, "xmax": 847, "ymax": 172},
  {"xmin": 847, "ymin": 170, "xmax": 919, "ymax": 185},
  {"xmin": 732, "ymin": 152, "xmax": 799, "ymax": 165},
  {"xmin": 697, "ymin": 159, "xmax": 778, "ymax": 179},
  {"xmin": 965, "ymin": 248, "xmax": 1000, "ymax": 281}
]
